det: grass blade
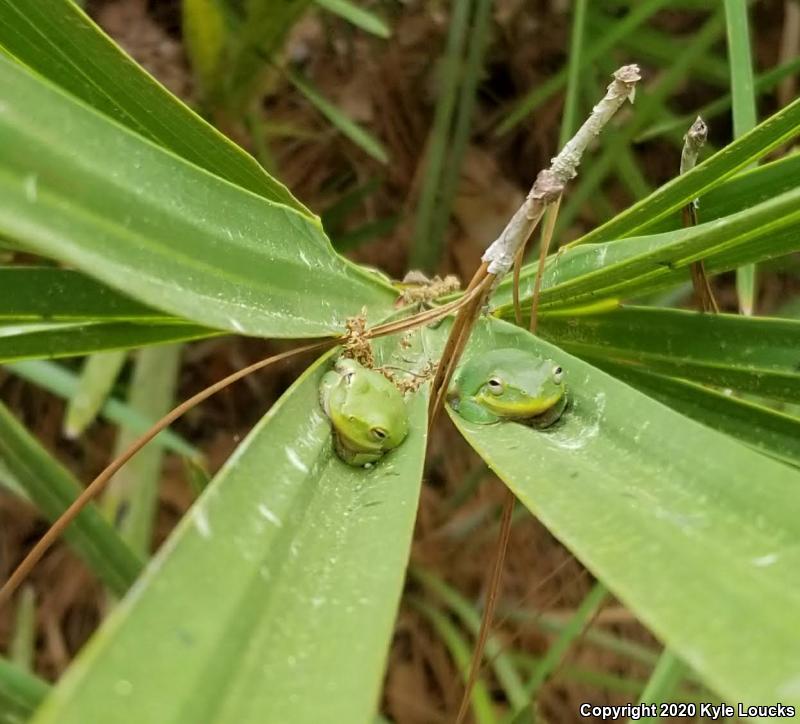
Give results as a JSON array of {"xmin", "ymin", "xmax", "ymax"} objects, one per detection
[
  {"xmin": 560, "ymin": 0, "xmax": 587, "ymax": 146},
  {"xmin": 595, "ymin": 360, "xmax": 800, "ymax": 468},
  {"xmin": 224, "ymin": 0, "xmax": 315, "ymax": 111},
  {"xmin": 314, "ymin": 0, "xmax": 390, "ymax": 38},
  {"xmin": 0, "ymin": 403, "xmax": 144, "ymax": 597},
  {"xmin": 556, "ymin": 10, "xmax": 726, "ymax": 235},
  {"xmin": 637, "ymin": 650, "xmax": 689, "ymax": 719},
  {"xmin": 410, "ymin": 0, "xmax": 473, "ymax": 270},
  {"xmin": 63, "ymin": 351, "xmax": 127, "ymax": 438},
  {"xmin": 0, "ymin": 657, "xmax": 49, "ymax": 724},
  {"xmin": 4, "ymin": 361, "xmax": 198, "ymax": 459},
  {"xmin": 496, "ymin": 0, "xmax": 672, "ymax": 136},
  {"xmin": 102, "ymin": 345, "xmax": 182, "ymax": 555},
  {"xmin": 411, "ymin": 566, "xmax": 529, "ymax": 712},
  {"xmin": 287, "ymin": 70, "xmax": 389, "ymax": 163},
  {"xmin": 410, "ymin": 598, "xmax": 497, "ymax": 724},
  {"xmin": 724, "ymin": 0, "xmax": 759, "ymax": 315},
  {"xmin": 637, "ymin": 54, "xmax": 800, "ymax": 143},
  {"xmin": 425, "ymin": 0, "xmax": 494, "ymax": 265},
  {"xmin": 182, "ymin": 0, "xmax": 229, "ymax": 101},
  {"xmin": 522, "ymin": 582, "xmax": 607, "ymax": 701},
  {"xmin": 576, "ymin": 94, "xmax": 800, "ymax": 245},
  {"xmin": 9, "ymin": 586, "xmax": 35, "ymax": 672}
]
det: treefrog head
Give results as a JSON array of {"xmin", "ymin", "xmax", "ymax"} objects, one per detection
[
  {"xmin": 449, "ymin": 348, "xmax": 567, "ymax": 426},
  {"xmin": 320, "ymin": 358, "xmax": 409, "ymax": 466}
]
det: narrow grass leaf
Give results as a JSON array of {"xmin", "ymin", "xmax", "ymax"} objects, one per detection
[
  {"xmin": 9, "ymin": 586, "xmax": 35, "ymax": 672},
  {"xmin": 4, "ymin": 361, "xmax": 198, "ymax": 459},
  {"xmin": 589, "ymin": 11, "xmax": 729, "ymax": 87},
  {"xmin": 426, "ymin": 0, "xmax": 494, "ymax": 264},
  {"xmin": 595, "ymin": 360, "xmax": 800, "ymax": 469},
  {"xmin": 0, "ymin": 403, "xmax": 144, "ymax": 597},
  {"xmin": 560, "ymin": 0, "xmax": 587, "ymax": 147},
  {"xmin": 0, "ymin": 458, "xmax": 28, "ymax": 502},
  {"xmin": 637, "ymin": 650, "xmax": 690, "ymax": 720},
  {"xmin": 288, "ymin": 70, "xmax": 389, "ymax": 163},
  {"xmin": 528, "ymin": 306, "xmax": 800, "ymax": 404},
  {"xmin": 556, "ymin": 11, "xmax": 726, "ymax": 235},
  {"xmin": 513, "ymin": 652, "xmax": 647, "ymax": 698},
  {"xmin": 411, "ymin": 566, "xmax": 528, "ymax": 712},
  {"xmin": 410, "ymin": 0, "xmax": 472, "ymax": 270},
  {"xmin": 315, "ymin": 0, "xmax": 390, "ymax": 38},
  {"xmin": 0, "ymin": 268, "xmax": 176, "ymax": 324},
  {"xmin": 636, "ymin": 55, "xmax": 800, "ymax": 143},
  {"xmin": 576, "ymin": 94, "xmax": 800, "ymax": 245},
  {"xmin": 102, "ymin": 345, "xmax": 182, "ymax": 555},
  {"xmin": 0, "ymin": 322, "xmax": 217, "ymax": 364},
  {"xmin": 182, "ymin": 0, "xmax": 230, "ymax": 100},
  {"xmin": 724, "ymin": 0, "xmax": 759, "ymax": 315},
  {"xmin": 223, "ymin": 0, "xmax": 315, "ymax": 110},
  {"xmin": 496, "ymin": 0, "xmax": 672, "ymax": 136},
  {"xmin": 410, "ymin": 598, "xmax": 497, "ymax": 724},
  {"xmin": 0, "ymin": 657, "xmax": 49, "ymax": 724},
  {"xmin": 522, "ymin": 582, "xmax": 607, "ymax": 699},
  {"xmin": 63, "ymin": 351, "xmax": 128, "ymax": 438}
]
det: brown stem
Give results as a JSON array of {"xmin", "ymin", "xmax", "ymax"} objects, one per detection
[
  {"xmin": 454, "ymin": 489, "xmax": 515, "ymax": 724},
  {"xmin": 529, "ymin": 197, "xmax": 562, "ymax": 333}
]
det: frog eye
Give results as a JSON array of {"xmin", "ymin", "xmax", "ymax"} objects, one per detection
[
  {"xmin": 371, "ymin": 427, "xmax": 388, "ymax": 441},
  {"xmin": 486, "ymin": 377, "xmax": 504, "ymax": 395},
  {"xmin": 552, "ymin": 365, "xmax": 564, "ymax": 383},
  {"xmin": 344, "ymin": 372, "xmax": 355, "ymax": 384}
]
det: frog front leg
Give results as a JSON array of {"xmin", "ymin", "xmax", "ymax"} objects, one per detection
[{"xmin": 527, "ymin": 393, "xmax": 568, "ymax": 429}]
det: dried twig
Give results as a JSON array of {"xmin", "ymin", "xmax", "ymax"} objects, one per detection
[
  {"xmin": 681, "ymin": 116, "xmax": 719, "ymax": 313},
  {"xmin": 453, "ymin": 65, "xmax": 641, "ymax": 724}
]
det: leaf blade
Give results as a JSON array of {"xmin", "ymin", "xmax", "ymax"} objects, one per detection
[
  {"xmin": 0, "ymin": 56, "xmax": 395, "ymax": 337},
  {"xmin": 0, "ymin": 402, "xmax": 144, "ymax": 597},
  {"xmin": 574, "ymin": 94, "xmax": 800, "ymax": 245},
  {"xmin": 0, "ymin": 0, "xmax": 306, "ymax": 212},
  {"xmin": 451, "ymin": 318, "xmax": 800, "ymax": 707},
  {"xmin": 31, "ymin": 353, "xmax": 428, "ymax": 724}
]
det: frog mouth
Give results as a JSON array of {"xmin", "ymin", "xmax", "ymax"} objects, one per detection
[
  {"xmin": 478, "ymin": 392, "xmax": 565, "ymax": 419},
  {"xmin": 335, "ymin": 430, "xmax": 382, "ymax": 454}
]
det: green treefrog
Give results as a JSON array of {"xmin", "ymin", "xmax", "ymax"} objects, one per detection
[
  {"xmin": 447, "ymin": 349, "xmax": 567, "ymax": 427},
  {"xmin": 319, "ymin": 357, "xmax": 409, "ymax": 467}
]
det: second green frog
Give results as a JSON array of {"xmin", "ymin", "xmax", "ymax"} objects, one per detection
[{"xmin": 447, "ymin": 348, "xmax": 567, "ymax": 427}]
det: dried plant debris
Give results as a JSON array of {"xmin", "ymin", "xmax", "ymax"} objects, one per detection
[
  {"xmin": 341, "ymin": 308, "xmax": 375, "ymax": 368},
  {"xmin": 395, "ymin": 271, "xmax": 461, "ymax": 307}
]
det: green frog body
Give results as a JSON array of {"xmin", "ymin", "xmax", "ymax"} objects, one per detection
[
  {"xmin": 319, "ymin": 358, "xmax": 409, "ymax": 466},
  {"xmin": 447, "ymin": 349, "xmax": 567, "ymax": 427}
]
